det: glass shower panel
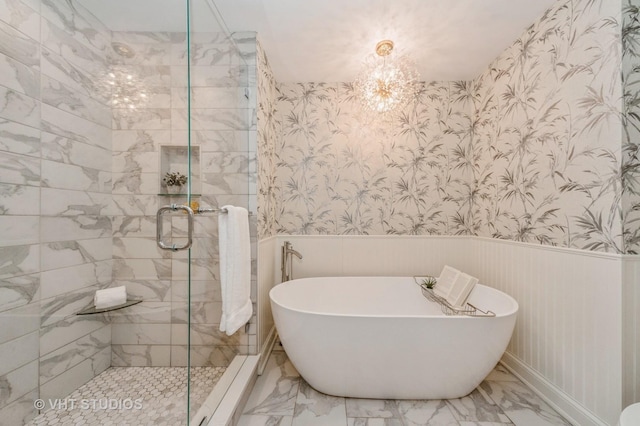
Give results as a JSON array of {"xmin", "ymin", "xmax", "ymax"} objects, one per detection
[
  {"xmin": 186, "ymin": 1, "xmax": 251, "ymax": 423},
  {"xmin": 0, "ymin": 0, "xmax": 247, "ymax": 423}
]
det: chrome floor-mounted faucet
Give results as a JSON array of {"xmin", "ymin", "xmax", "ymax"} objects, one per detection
[{"xmin": 281, "ymin": 241, "xmax": 303, "ymax": 282}]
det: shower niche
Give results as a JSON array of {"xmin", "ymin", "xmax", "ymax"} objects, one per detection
[{"xmin": 159, "ymin": 145, "xmax": 201, "ymax": 196}]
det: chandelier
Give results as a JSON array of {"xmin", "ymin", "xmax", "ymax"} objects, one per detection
[
  {"xmin": 354, "ymin": 40, "xmax": 419, "ymax": 113},
  {"xmin": 98, "ymin": 66, "xmax": 148, "ymax": 110}
]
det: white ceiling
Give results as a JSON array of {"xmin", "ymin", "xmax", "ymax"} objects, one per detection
[
  {"xmin": 78, "ymin": 0, "xmax": 224, "ymax": 33},
  {"xmin": 215, "ymin": 0, "xmax": 558, "ymax": 82},
  {"xmin": 79, "ymin": 0, "xmax": 558, "ymax": 83}
]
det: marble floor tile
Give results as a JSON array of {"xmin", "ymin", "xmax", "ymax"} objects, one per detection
[
  {"xmin": 348, "ymin": 418, "xmax": 404, "ymax": 426},
  {"xmin": 346, "ymin": 398, "xmax": 402, "ymax": 419},
  {"xmin": 480, "ymin": 381, "xmax": 571, "ymax": 425},
  {"xmin": 243, "ymin": 350, "xmax": 570, "ymax": 426},
  {"xmin": 242, "ymin": 351, "xmax": 301, "ymax": 416},
  {"xmin": 446, "ymin": 388, "xmax": 511, "ymax": 423},
  {"xmin": 484, "ymin": 364, "xmax": 520, "ymax": 382},
  {"xmin": 237, "ymin": 414, "xmax": 294, "ymax": 426},
  {"xmin": 292, "ymin": 380, "xmax": 347, "ymax": 426},
  {"xmin": 396, "ymin": 400, "xmax": 458, "ymax": 426}
]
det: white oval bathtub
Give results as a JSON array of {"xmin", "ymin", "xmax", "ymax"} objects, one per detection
[{"xmin": 270, "ymin": 276, "xmax": 518, "ymax": 400}]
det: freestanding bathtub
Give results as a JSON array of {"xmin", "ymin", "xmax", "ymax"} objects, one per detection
[{"xmin": 270, "ymin": 276, "xmax": 518, "ymax": 399}]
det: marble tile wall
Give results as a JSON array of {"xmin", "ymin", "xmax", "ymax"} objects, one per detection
[
  {"xmin": 1, "ymin": 2, "xmax": 256, "ymax": 423},
  {"xmin": 0, "ymin": 0, "xmax": 113, "ymax": 423},
  {"xmin": 110, "ymin": 29, "xmax": 257, "ymax": 367}
]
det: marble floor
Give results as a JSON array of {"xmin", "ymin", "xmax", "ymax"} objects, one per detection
[
  {"xmin": 238, "ymin": 345, "xmax": 572, "ymax": 426},
  {"xmin": 26, "ymin": 366, "xmax": 225, "ymax": 426}
]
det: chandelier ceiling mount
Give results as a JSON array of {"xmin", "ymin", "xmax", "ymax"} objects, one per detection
[{"xmin": 354, "ymin": 39, "xmax": 419, "ymax": 114}]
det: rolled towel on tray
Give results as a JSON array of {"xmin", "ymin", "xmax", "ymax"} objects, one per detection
[{"xmin": 94, "ymin": 286, "xmax": 127, "ymax": 310}]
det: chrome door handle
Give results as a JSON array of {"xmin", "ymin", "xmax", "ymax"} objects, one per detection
[{"xmin": 156, "ymin": 204, "xmax": 194, "ymax": 251}]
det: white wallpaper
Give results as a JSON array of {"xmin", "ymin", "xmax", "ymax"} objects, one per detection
[
  {"xmin": 275, "ymin": 81, "xmax": 473, "ymax": 236},
  {"xmin": 473, "ymin": 0, "xmax": 624, "ymax": 253},
  {"xmin": 622, "ymin": 0, "xmax": 640, "ymax": 253},
  {"xmin": 269, "ymin": 0, "xmax": 640, "ymax": 254},
  {"xmin": 256, "ymin": 39, "xmax": 279, "ymax": 240}
]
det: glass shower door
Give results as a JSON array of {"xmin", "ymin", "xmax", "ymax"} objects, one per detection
[
  {"xmin": 0, "ymin": 0, "xmax": 248, "ymax": 423},
  {"xmin": 89, "ymin": 0, "xmax": 200, "ymax": 424},
  {"xmin": 184, "ymin": 0, "xmax": 252, "ymax": 424}
]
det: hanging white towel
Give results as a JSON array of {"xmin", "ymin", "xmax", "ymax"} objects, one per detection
[{"xmin": 218, "ymin": 205, "xmax": 252, "ymax": 336}]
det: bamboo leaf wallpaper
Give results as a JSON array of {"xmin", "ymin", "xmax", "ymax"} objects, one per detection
[
  {"xmin": 256, "ymin": 39, "xmax": 279, "ymax": 240},
  {"xmin": 622, "ymin": 0, "xmax": 640, "ymax": 253},
  {"xmin": 256, "ymin": 0, "xmax": 640, "ymax": 254},
  {"xmin": 474, "ymin": 0, "xmax": 624, "ymax": 252}
]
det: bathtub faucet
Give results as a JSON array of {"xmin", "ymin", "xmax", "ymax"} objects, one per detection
[{"xmin": 281, "ymin": 241, "xmax": 303, "ymax": 282}]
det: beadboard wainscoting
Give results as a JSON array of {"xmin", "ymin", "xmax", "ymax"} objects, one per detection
[
  {"xmin": 623, "ymin": 257, "xmax": 640, "ymax": 408},
  {"xmin": 262, "ymin": 235, "xmax": 638, "ymax": 426},
  {"xmin": 257, "ymin": 236, "xmax": 277, "ymax": 372}
]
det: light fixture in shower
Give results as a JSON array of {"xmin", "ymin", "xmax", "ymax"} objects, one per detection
[
  {"xmin": 111, "ymin": 41, "xmax": 136, "ymax": 59},
  {"xmin": 98, "ymin": 65, "xmax": 149, "ymax": 110},
  {"xmin": 353, "ymin": 40, "xmax": 419, "ymax": 113}
]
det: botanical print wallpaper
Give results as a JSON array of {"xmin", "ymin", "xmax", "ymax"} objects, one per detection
[
  {"xmin": 622, "ymin": 0, "xmax": 640, "ymax": 253},
  {"xmin": 271, "ymin": 0, "xmax": 640, "ymax": 254},
  {"xmin": 256, "ymin": 39, "xmax": 279, "ymax": 240},
  {"xmin": 472, "ymin": 0, "xmax": 624, "ymax": 252},
  {"xmin": 276, "ymin": 81, "xmax": 474, "ymax": 235}
]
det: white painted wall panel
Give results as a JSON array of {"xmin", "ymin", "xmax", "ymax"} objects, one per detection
[
  {"xmin": 623, "ymin": 256, "xmax": 640, "ymax": 408},
  {"xmin": 257, "ymin": 237, "xmax": 275, "ymax": 351}
]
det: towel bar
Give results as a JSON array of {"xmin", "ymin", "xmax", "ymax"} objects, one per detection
[{"xmin": 197, "ymin": 207, "xmax": 253, "ymax": 215}]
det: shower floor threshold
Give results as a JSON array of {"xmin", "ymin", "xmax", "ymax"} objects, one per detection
[{"xmin": 203, "ymin": 355, "xmax": 260, "ymax": 426}]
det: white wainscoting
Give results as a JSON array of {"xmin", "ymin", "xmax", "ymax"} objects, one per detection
[
  {"xmin": 262, "ymin": 235, "xmax": 636, "ymax": 426},
  {"xmin": 623, "ymin": 256, "xmax": 640, "ymax": 408},
  {"xmin": 466, "ymin": 237, "xmax": 623, "ymax": 426},
  {"xmin": 257, "ymin": 236, "xmax": 276, "ymax": 372}
]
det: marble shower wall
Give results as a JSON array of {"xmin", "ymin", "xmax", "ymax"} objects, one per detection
[
  {"xmin": 110, "ymin": 29, "xmax": 257, "ymax": 367},
  {"xmin": 0, "ymin": 0, "xmax": 112, "ymax": 423}
]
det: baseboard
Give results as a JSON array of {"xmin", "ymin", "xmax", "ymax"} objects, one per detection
[
  {"xmin": 500, "ymin": 352, "xmax": 608, "ymax": 426},
  {"xmin": 258, "ymin": 326, "xmax": 277, "ymax": 375}
]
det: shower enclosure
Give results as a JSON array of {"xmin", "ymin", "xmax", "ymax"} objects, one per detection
[{"xmin": 0, "ymin": 0, "xmax": 253, "ymax": 424}]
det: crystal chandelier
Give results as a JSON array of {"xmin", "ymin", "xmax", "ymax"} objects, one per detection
[
  {"xmin": 354, "ymin": 40, "xmax": 419, "ymax": 113},
  {"xmin": 98, "ymin": 66, "xmax": 148, "ymax": 110}
]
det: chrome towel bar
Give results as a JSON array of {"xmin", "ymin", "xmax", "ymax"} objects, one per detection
[{"xmin": 197, "ymin": 207, "xmax": 253, "ymax": 215}]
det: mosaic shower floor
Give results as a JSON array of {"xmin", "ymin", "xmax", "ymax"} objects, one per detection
[{"xmin": 27, "ymin": 366, "xmax": 225, "ymax": 426}]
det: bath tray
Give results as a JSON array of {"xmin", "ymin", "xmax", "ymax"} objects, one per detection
[
  {"xmin": 413, "ymin": 277, "xmax": 496, "ymax": 317},
  {"xmin": 76, "ymin": 299, "xmax": 142, "ymax": 315}
]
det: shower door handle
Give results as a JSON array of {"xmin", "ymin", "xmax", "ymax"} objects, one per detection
[{"xmin": 156, "ymin": 204, "xmax": 194, "ymax": 251}]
